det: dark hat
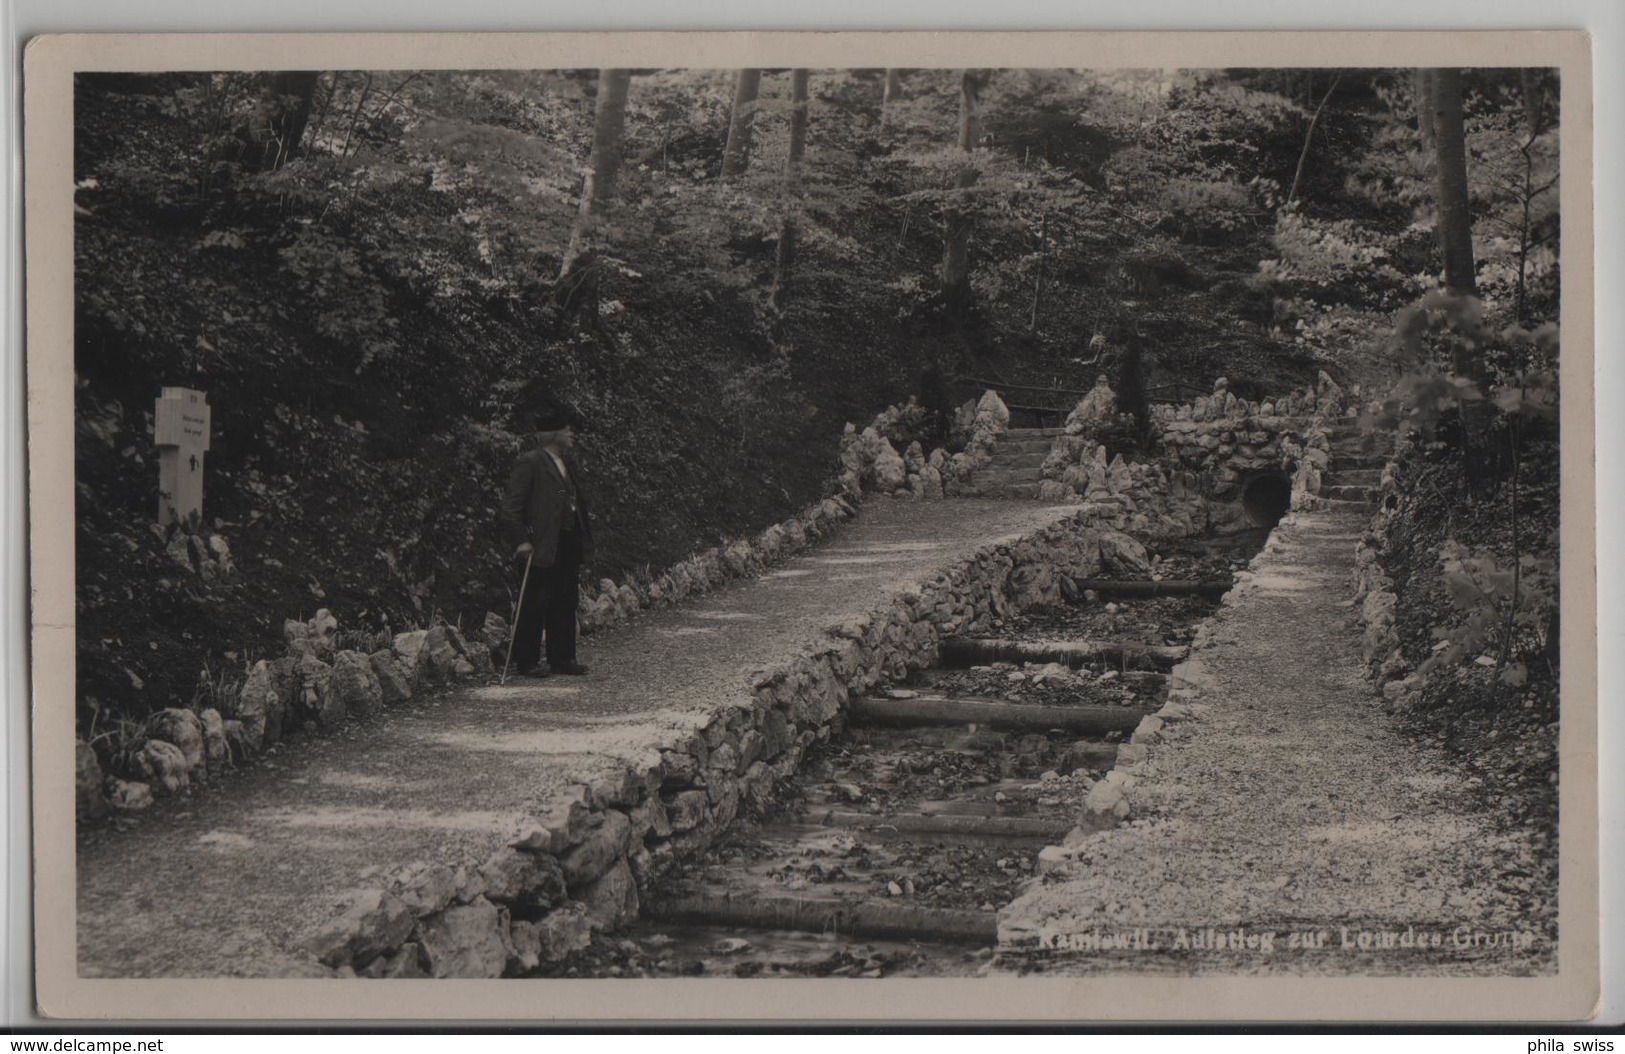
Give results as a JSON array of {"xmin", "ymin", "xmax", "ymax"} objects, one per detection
[{"xmin": 531, "ymin": 405, "xmax": 575, "ymax": 433}]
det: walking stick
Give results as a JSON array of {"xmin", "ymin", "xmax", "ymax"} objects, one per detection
[{"xmin": 500, "ymin": 550, "xmax": 536, "ymax": 685}]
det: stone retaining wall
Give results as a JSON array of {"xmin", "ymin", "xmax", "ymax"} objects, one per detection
[
  {"xmin": 1034, "ymin": 373, "xmax": 1355, "ymax": 534},
  {"xmin": 295, "ymin": 509, "xmax": 1113, "ymax": 978},
  {"xmin": 77, "ymin": 494, "xmax": 866, "ymax": 821}
]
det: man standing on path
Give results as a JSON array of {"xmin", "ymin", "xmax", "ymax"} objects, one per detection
[{"xmin": 499, "ymin": 406, "xmax": 593, "ymax": 677}]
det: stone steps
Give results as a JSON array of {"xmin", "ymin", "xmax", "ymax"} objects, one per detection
[
  {"xmin": 997, "ymin": 440, "xmax": 1055, "ymax": 455},
  {"xmin": 975, "ymin": 467, "xmax": 1040, "ymax": 483},
  {"xmin": 1329, "ymin": 453, "xmax": 1390, "ymax": 471},
  {"xmin": 1322, "ymin": 484, "xmax": 1379, "ymax": 502},
  {"xmin": 1325, "ymin": 468, "xmax": 1381, "ymax": 487}
]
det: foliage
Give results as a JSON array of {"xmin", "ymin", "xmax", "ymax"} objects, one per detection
[
  {"xmin": 72, "ymin": 64, "xmax": 1558, "ymax": 732},
  {"xmin": 1420, "ymin": 540, "xmax": 1557, "ymax": 689}
]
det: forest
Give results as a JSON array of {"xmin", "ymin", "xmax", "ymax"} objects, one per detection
[{"xmin": 72, "ymin": 65, "xmax": 1561, "ymax": 798}]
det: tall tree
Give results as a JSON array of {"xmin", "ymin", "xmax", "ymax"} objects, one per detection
[
  {"xmin": 769, "ymin": 69, "xmax": 811, "ymax": 324},
  {"xmin": 941, "ymin": 69, "xmax": 990, "ymax": 314},
  {"xmin": 721, "ymin": 69, "xmax": 763, "ymax": 179},
  {"xmin": 1286, "ymin": 72, "xmax": 1343, "ymax": 205},
  {"xmin": 1431, "ymin": 68, "xmax": 1477, "ymax": 300},
  {"xmin": 880, "ymin": 69, "xmax": 903, "ymax": 133},
  {"xmin": 242, "ymin": 71, "xmax": 320, "ymax": 171},
  {"xmin": 1413, "ymin": 68, "xmax": 1437, "ymax": 154},
  {"xmin": 558, "ymin": 69, "xmax": 633, "ymax": 302}
]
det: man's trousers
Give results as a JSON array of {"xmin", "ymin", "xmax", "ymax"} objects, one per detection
[{"xmin": 511, "ymin": 528, "xmax": 583, "ymax": 672}]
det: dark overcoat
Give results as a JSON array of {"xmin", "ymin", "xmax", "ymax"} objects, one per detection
[{"xmin": 498, "ymin": 448, "xmax": 593, "ymax": 569}]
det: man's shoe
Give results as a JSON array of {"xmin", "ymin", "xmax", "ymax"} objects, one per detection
[
  {"xmin": 550, "ymin": 662, "xmax": 589, "ymax": 676},
  {"xmin": 513, "ymin": 665, "xmax": 551, "ymax": 680}
]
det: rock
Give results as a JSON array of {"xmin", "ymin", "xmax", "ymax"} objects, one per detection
[
  {"xmin": 392, "ymin": 630, "xmax": 430, "ymax": 683},
  {"xmin": 149, "ymin": 708, "xmax": 206, "ymax": 775},
  {"xmin": 135, "ymin": 739, "xmax": 190, "ymax": 796},
  {"xmin": 737, "ymin": 729, "xmax": 766, "ymax": 771},
  {"xmin": 1130, "ymin": 715, "xmax": 1166, "ymax": 744},
  {"xmin": 1064, "ymin": 375, "xmax": 1117, "ymax": 435},
  {"xmin": 870, "ymin": 439, "xmax": 908, "ymax": 493},
  {"xmin": 708, "ymin": 742, "xmax": 741, "ymax": 778},
  {"xmin": 559, "ymin": 810, "xmax": 633, "ymax": 888},
  {"xmin": 580, "ymin": 858, "xmax": 640, "ymax": 932},
  {"xmin": 537, "ymin": 786, "xmax": 598, "ymax": 848},
  {"xmin": 165, "ymin": 531, "xmax": 196, "ymax": 572},
  {"xmin": 448, "ymin": 626, "xmax": 490, "ymax": 678},
  {"xmin": 359, "ymin": 943, "xmax": 427, "ymax": 979},
  {"xmin": 301, "ymin": 889, "xmax": 415, "ymax": 968},
  {"xmin": 76, "ymin": 741, "xmax": 107, "ymax": 821},
  {"xmin": 508, "ymin": 825, "xmax": 554, "ymax": 854},
  {"xmin": 308, "ymin": 609, "xmax": 339, "ymax": 653},
  {"xmin": 368, "ymin": 650, "xmax": 412, "ymax": 706},
  {"xmin": 664, "ymin": 789, "xmax": 709, "ymax": 832},
  {"xmin": 422, "ymin": 625, "xmax": 463, "ymax": 682},
  {"xmin": 481, "ymin": 612, "xmax": 510, "ymax": 652},
  {"xmin": 1107, "ymin": 455, "xmax": 1135, "ymax": 496},
  {"xmin": 535, "ymin": 902, "xmax": 593, "ymax": 963},
  {"xmin": 480, "ymin": 848, "xmax": 567, "ymax": 912},
  {"xmin": 1099, "ymin": 530, "xmax": 1152, "ymax": 576},
  {"xmin": 972, "ymin": 390, "xmax": 1011, "ymax": 446},
  {"xmin": 629, "ymin": 794, "xmax": 672, "ymax": 841},
  {"xmin": 1082, "ymin": 779, "xmax": 1131, "ymax": 828},
  {"xmin": 198, "ymin": 708, "xmax": 229, "ymax": 777},
  {"xmin": 237, "ymin": 659, "xmax": 284, "ymax": 747},
  {"xmin": 1116, "ymin": 743, "xmax": 1150, "ymax": 765},
  {"xmin": 507, "ymin": 921, "xmax": 543, "ymax": 972},
  {"xmin": 396, "ymin": 864, "xmax": 459, "ymax": 917},
  {"xmin": 332, "ymin": 651, "xmax": 384, "ymax": 719},
  {"xmin": 106, "ymin": 779, "xmax": 153, "ymax": 811},
  {"xmin": 418, "ymin": 900, "xmax": 512, "ymax": 979},
  {"xmin": 298, "ymin": 653, "xmax": 341, "ymax": 728}
]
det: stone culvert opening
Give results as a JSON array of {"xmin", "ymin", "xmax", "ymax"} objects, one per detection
[{"xmin": 1241, "ymin": 471, "xmax": 1292, "ymax": 528}]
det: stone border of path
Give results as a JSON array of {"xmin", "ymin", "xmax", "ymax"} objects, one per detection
[
  {"xmin": 1012, "ymin": 520, "xmax": 1295, "ymax": 890},
  {"xmin": 297, "ymin": 508, "xmax": 1113, "ymax": 978},
  {"xmin": 78, "ymin": 387, "xmax": 1012, "ymax": 823}
]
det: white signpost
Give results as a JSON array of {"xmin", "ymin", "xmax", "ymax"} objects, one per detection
[{"xmin": 154, "ymin": 386, "xmax": 211, "ymax": 527}]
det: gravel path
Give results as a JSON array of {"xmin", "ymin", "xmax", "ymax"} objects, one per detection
[
  {"xmin": 77, "ymin": 499, "xmax": 1079, "ymax": 978},
  {"xmin": 997, "ymin": 506, "xmax": 1557, "ymax": 976}
]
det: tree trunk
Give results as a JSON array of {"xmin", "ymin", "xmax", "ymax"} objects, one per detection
[
  {"xmin": 1432, "ymin": 68, "xmax": 1477, "ymax": 301},
  {"xmin": 1286, "ymin": 72, "xmax": 1342, "ymax": 205},
  {"xmin": 720, "ymin": 68, "xmax": 763, "ymax": 179},
  {"xmin": 558, "ymin": 69, "xmax": 633, "ymax": 300},
  {"xmin": 880, "ymin": 68, "xmax": 903, "ymax": 132},
  {"xmin": 941, "ymin": 70, "xmax": 988, "ymax": 315},
  {"xmin": 246, "ymin": 71, "xmax": 319, "ymax": 171},
  {"xmin": 769, "ymin": 69, "xmax": 811, "ymax": 322},
  {"xmin": 1414, "ymin": 69, "xmax": 1436, "ymax": 154}
]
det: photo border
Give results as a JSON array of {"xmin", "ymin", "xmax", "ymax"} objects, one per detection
[{"xmin": 23, "ymin": 29, "xmax": 1599, "ymax": 1023}]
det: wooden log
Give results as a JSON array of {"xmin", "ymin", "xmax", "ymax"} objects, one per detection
[
  {"xmin": 1071, "ymin": 578, "xmax": 1231, "ymax": 600},
  {"xmin": 817, "ymin": 810, "xmax": 1070, "ymax": 841},
  {"xmin": 1110, "ymin": 671, "xmax": 1168, "ymax": 690},
  {"xmin": 849, "ymin": 693, "xmax": 1146, "ymax": 734},
  {"xmin": 939, "ymin": 637, "xmax": 1188, "ymax": 671},
  {"xmin": 646, "ymin": 893, "xmax": 997, "ymax": 945}
]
